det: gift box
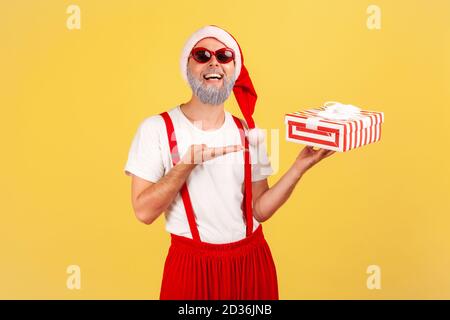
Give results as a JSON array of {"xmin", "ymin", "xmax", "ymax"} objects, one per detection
[{"xmin": 285, "ymin": 102, "xmax": 384, "ymax": 152}]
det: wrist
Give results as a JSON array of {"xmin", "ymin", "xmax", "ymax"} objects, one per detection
[
  {"xmin": 290, "ymin": 163, "xmax": 306, "ymax": 180},
  {"xmin": 176, "ymin": 161, "xmax": 197, "ymax": 172},
  {"xmin": 288, "ymin": 166, "xmax": 304, "ymax": 182}
]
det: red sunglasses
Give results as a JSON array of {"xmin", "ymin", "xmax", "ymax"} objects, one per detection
[{"xmin": 190, "ymin": 47, "xmax": 235, "ymax": 64}]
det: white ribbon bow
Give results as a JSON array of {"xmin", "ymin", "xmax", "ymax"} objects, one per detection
[{"xmin": 317, "ymin": 101, "xmax": 361, "ymax": 120}]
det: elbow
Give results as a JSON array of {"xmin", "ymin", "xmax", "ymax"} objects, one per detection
[
  {"xmin": 253, "ymin": 201, "xmax": 269, "ymax": 223},
  {"xmin": 134, "ymin": 209, "xmax": 157, "ymax": 225},
  {"xmin": 253, "ymin": 209, "xmax": 268, "ymax": 223},
  {"xmin": 255, "ymin": 215, "xmax": 268, "ymax": 223},
  {"xmin": 133, "ymin": 195, "xmax": 161, "ymax": 225}
]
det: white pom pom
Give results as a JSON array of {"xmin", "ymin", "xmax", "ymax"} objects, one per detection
[{"xmin": 247, "ymin": 128, "xmax": 265, "ymax": 146}]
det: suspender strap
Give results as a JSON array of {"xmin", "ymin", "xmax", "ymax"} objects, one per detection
[
  {"xmin": 160, "ymin": 111, "xmax": 254, "ymax": 241},
  {"xmin": 232, "ymin": 116, "xmax": 253, "ymax": 237},
  {"xmin": 160, "ymin": 112, "xmax": 201, "ymax": 242}
]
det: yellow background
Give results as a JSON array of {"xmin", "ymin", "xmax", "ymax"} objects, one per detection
[{"xmin": 1, "ymin": 0, "xmax": 449, "ymax": 299}]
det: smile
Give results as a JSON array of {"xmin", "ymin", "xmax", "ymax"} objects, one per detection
[{"xmin": 203, "ymin": 73, "xmax": 223, "ymax": 80}]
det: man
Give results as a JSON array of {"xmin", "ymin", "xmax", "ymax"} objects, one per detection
[{"xmin": 124, "ymin": 25, "xmax": 335, "ymax": 300}]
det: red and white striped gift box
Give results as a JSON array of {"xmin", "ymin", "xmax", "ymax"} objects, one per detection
[{"xmin": 285, "ymin": 103, "xmax": 384, "ymax": 152}]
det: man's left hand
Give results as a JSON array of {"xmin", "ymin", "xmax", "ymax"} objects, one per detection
[{"xmin": 293, "ymin": 146, "xmax": 336, "ymax": 176}]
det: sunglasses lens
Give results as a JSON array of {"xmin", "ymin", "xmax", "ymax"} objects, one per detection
[
  {"xmin": 216, "ymin": 49, "xmax": 234, "ymax": 63},
  {"xmin": 192, "ymin": 49, "xmax": 211, "ymax": 63}
]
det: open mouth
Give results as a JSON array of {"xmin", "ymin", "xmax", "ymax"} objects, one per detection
[{"xmin": 203, "ymin": 73, "xmax": 224, "ymax": 81}]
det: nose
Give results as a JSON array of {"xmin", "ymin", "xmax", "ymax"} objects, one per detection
[{"xmin": 208, "ymin": 54, "xmax": 219, "ymax": 67}]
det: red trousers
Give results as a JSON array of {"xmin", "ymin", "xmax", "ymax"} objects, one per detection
[{"xmin": 160, "ymin": 224, "xmax": 279, "ymax": 300}]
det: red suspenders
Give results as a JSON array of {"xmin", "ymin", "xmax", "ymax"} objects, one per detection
[
  {"xmin": 160, "ymin": 112, "xmax": 201, "ymax": 242},
  {"xmin": 232, "ymin": 116, "xmax": 254, "ymax": 237},
  {"xmin": 160, "ymin": 111, "xmax": 253, "ymax": 242}
]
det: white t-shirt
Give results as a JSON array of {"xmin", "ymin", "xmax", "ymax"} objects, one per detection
[{"xmin": 124, "ymin": 105, "xmax": 274, "ymax": 244}]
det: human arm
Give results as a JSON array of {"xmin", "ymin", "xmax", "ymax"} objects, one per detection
[
  {"xmin": 131, "ymin": 144, "xmax": 243, "ymax": 224},
  {"xmin": 252, "ymin": 146, "xmax": 336, "ymax": 222}
]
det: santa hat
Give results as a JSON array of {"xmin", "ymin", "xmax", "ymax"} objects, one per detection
[{"xmin": 180, "ymin": 25, "xmax": 265, "ymax": 145}]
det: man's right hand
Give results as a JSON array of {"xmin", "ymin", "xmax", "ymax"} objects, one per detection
[{"xmin": 181, "ymin": 144, "xmax": 244, "ymax": 165}]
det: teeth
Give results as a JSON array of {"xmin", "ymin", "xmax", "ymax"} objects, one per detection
[{"xmin": 204, "ymin": 73, "xmax": 223, "ymax": 80}]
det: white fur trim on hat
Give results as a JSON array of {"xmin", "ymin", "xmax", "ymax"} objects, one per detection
[{"xmin": 180, "ymin": 25, "xmax": 242, "ymax": 82}]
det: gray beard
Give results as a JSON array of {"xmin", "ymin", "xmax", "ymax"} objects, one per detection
[{"xmin": 187, "ymin": 68, "xmax": 236, "ymax": 105}]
